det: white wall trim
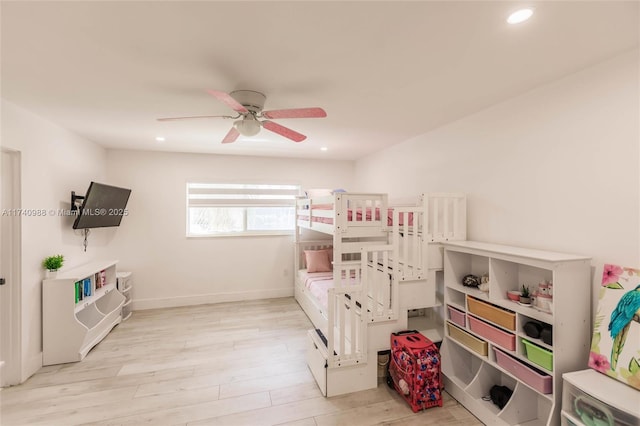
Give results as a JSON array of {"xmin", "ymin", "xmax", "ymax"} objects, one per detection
[
  {"xmin": 131, "ymin": 287, "xmax": 294, "ymax": 311},
  {"xmin": 22, "ymin": 353, "xmax": 42, "ymax": 383},
  {"xmin": 1, "ymin": 148, "xmax": 23, "ymax": 387}
]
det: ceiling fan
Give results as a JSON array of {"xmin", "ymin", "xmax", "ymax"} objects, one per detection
[{"xmin": 157, "ymin": 89, "xmax": 327, "ymax": 143}]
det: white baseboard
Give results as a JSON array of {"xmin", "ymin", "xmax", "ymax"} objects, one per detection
[{"xmin": 132, "ymin": 287, "xmax": 294, "ymax": 311}]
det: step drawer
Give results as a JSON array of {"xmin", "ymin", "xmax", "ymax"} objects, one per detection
[{"xmin": 306, "ymin": 330, "xmax": 327, "ymax": 396}]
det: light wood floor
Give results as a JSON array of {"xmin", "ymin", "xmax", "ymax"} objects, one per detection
[{"xmin": 0, "ymin": 298, "xmax": 482, "ymax": 426}]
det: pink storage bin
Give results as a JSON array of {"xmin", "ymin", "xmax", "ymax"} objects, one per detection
[
  {"xmin": 447, "ymin": 305, "xmax": 466, "ymax": 328},
  {"xmin": 468, "ymin": 315, "xmax": 516, "ymax": 351},
  {"xmin": 494, "ymin": 348, "xmax": 552, "ymax": 394}
]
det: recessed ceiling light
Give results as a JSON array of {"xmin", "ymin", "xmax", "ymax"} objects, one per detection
[
  {"xmin": 155, "ymin": 136, "xmax": 165, "ymax": 142},
  {"xmin": 507, "ymin": 8, "xmax": 533, "ymax": 24},
  {"xmin": 320, "ymin": 147, "xmax": 328, "ymax": 151}
]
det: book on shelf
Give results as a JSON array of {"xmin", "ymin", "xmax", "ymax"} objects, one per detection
[
  {"xmin": 75, "ymin": 280, "xmax": 84, "ymax": 302},
  {"xmin": 94, "ymin": 269, "xmax": 106, "ymax": 289},
  {"xmin": 83, "ymin": 278, "xmax": 91, "ymax": 297}
]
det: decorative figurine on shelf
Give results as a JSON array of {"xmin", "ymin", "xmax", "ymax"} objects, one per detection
[
  {"xmin": 462, "ymin": 274, "xmax": 481, "ymax": 288},
  {"xmin": 478, "ymin": 273, "xmax": 490, "ymax": 293},
  {"xmin": 534, "ymin": 280, "xmax": 553, "ymax": 313}
]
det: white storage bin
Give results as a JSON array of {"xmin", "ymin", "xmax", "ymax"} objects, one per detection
[{"xmin": 562, "ymin": 370, "xmax": 639, "ymax": 426}]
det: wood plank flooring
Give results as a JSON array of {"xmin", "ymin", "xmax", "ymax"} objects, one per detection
[{"xmin": 0, "ymin": 298, "xmax": 482, "ymax": 425}]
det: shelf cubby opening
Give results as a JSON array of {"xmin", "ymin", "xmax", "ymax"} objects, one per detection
[
  {"xmin": 75, "ymin": 303, "xmax": 105, "ymax": 330},
  {"xmin": 445, "ymin": 251, "xmax": 489, "ymax": 291},
  {"xmin": 517, "ymin": 315, "xmax": 553, "ymax": 351},
  {"xmin": 441, "ymin": 338, "xmax": 483, "ymax": 387},
  {"xmin": 445, "ymin": 287, "xmax": 466, "ymax": 310},
  {"xmin": 490, "ymin": 259, "xmax": 552, "ymax": 304},
  {"xmin": 408, "ymin": 307, "xmax": 444, "ymax": 344},
  {"xmin": 467, "ymin": 362, "xmax": 517, "ymax": 408},
  {"xmin": 498, "ymin": 382, "xmax": 552, "ymax": 426},
  {"xmin": 104, "ymin": 267, "xmax": 117, "ymax": 287},
  {"xmin": 441, "ymin": 339, "xmax": 483, "ymax": 387},
  {"xmin": 95, "ymin": 289, "xmax": 124, "ymax": 316}
]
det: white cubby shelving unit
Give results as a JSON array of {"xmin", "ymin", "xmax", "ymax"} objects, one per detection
[
  {"xmin": 561, "ymin": 369, "xmax": 640, "ymax": 426},
  {"xmin": 440, "ymin": 241, "xmax": 591, "ymax": 426},
  {"xmin": 42, "ymin": 260, "xmax": 125, "ymax": 365}
]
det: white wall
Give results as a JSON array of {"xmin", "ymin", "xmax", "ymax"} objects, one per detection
[
  {"xmin": 1, "ymin": 99, "xmax": 109, "ymax": 381},
  {"xmin": 355, "ymin": 50, "xmax": 640, "ymax": 313},
  {"xmin": 104, "ymin": 150, "xmax": 354, "ymax": 309}
]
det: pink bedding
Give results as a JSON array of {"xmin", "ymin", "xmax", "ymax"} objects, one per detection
[
  {"xmin": 300, "ymin": 270, "xmax": 357, "ymax": 309},
  {"xmin": 304, "ymin": 272, "xmax": 334, "ymax": 309},
  {"xmin": 299, "ymin": 207, "xmax": 414, "ymax": 226}
]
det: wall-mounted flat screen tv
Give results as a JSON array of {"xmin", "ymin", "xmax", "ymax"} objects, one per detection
[{"xmin": 72, "ymin": 182, "xmax": 132, "ymax": 229}]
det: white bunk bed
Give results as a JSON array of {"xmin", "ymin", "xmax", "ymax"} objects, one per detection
[{"xmin": 294, "ymin": 192, "xmax": 466, "ymax": 397}]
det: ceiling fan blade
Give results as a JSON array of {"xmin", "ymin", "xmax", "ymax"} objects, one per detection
[
  {"xmin": 262, "ymin": 120, "xmax": 306, "ymax": 142},
  {"xmin": 206, "ymin": 90, "xmax": 249, "ymax": 114},
  {"xmin": 222, "ymin": 127, "xmax": 240, "ymax": 144},
  {"xmin": 157, "ymin": 115, "xmax": 233, "ymax": 122},
  {"xmin": 262, "ymin": 107, "xmax": 327, "ymax": 119}
]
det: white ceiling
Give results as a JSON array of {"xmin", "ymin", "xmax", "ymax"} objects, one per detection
[{"xmin": 1, "ymin": 1, "xmax": 638, "ymax": 160}]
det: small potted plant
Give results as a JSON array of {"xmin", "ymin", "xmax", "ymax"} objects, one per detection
[
  {"xmin": 519, "ymin": 284, "xmax": 531, "ymax": 305},
  {"xmin": 43, "ymin": 254, "xmax": 64, "ymax": 277}
]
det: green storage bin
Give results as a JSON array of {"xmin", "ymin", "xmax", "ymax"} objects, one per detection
[{"xmin": 522, "ymin": 339, "xmax": 553, "ymax": 371}]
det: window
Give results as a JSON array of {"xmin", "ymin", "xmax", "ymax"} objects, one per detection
[{"xmin": 187, "ymin": 183, "xmax": 300, "ymax": 236}]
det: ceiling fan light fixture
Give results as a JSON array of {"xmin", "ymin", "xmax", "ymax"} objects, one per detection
[
  {"xmin": 234, "ymin": 117, "xmax": 261, "ymax": 137},
  {"xmin": 160, "ymin": 89, "xmax": 325, "ymax": 143}
]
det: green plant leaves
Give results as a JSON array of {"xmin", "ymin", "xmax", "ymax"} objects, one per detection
[
  {"xmin": 606, "ymin": 282, "xmax": 624, "ymax": 289},
  {"xmin": 591, "ymin": 332, "xmax": 601, "ymax": 351},
  {"xmin": 42, "ymin": 254, "xmax": 64, "ymax": 270}
]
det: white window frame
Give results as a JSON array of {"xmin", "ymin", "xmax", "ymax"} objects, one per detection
[{"xmin": 186, "ymin": 182, "xmax": 300, "ymax": 237}]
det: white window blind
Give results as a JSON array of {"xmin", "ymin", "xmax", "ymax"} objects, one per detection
[{"xmin": 187, "ymin": 183, "xmax": 300, "ymax": 236}]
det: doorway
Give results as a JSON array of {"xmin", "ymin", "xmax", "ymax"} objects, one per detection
[{"xmin": 1, "ymin": 148, "xmax": 22, "ymax": 387}]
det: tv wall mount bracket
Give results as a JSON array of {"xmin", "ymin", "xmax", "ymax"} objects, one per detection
[
  {"xmin": 70, "ymin": 191, "xmax": 84, "ymax": 212},
  {"xmin": 70, "ymin": 191, "xmax": 90, "ymax": 252}
]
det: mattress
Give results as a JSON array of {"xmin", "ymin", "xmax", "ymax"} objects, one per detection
[
  {"xmin": 298, "ymin": 269, "xmax": 357, "ymax": 309},
  {"xmin": 299, "ymin": 207, "xmax": 414, "ymax": 226}
]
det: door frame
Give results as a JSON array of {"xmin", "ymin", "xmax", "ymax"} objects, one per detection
[{"xmin": 1, "ymin": 148, "xmax": 22, "ymax": 387}]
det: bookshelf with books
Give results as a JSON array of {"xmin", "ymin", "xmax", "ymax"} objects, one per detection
[{"xmin": 43, "ymin": 260, "xmax": 125, "ymax": 365}]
